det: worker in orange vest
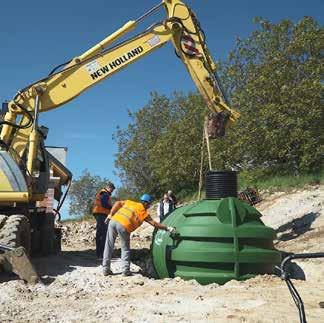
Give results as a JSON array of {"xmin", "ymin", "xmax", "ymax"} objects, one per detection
[
  {"xmin": 92, "ymin": 182, "xmax": 115, "ymax": 259},
  {"xmin": 102, "ymin": 193, "xmax": 176, "ymax": 276}
]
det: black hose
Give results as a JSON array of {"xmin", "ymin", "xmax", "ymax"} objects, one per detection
[
  {"xmin": 286, "ymin": 278, "xmax": 306, "ymax": 322},
  {"xmin": 0, "ymin": 100, "xmax": 34, "ymax": 130},
  {"xmin": 48, "ymin": 59, "xmax": 73, "ymax": 76},
  {"xmin": 54, "ymin": 179, "xmax": 72, "ymax": 222},
  {"xmin": 278, "ymin": 252, "xmax": 324, "ymax": 323},
  {"xmin": 0, "ymin": 139, "xmax": 10, "ymax": 151}
]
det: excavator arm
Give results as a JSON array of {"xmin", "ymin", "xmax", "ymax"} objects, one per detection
[
  {"xmin": 1, "ymin": 0, "xmax": 240, "ymax": 198},
  {"xmin": 1, "ymin": 0, "xmax": 239, "ymax": 162}
]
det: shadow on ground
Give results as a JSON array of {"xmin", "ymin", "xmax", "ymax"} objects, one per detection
[
  {"xmin": 32, "ymin": 249, "xmax": 99, "ymax": 282},
  {"xmin": 276, "ymin": 212, "xmax": 319, "ymax": 242},
  {"xmin": 0, "ymin": 247, "xmax": 155, "ymax": 284},
  {"xmin": 1, "ymin": 249, "xmax": 99, "ymax": 284},
  {"xmin": 0, "ymin": 271, "xmax": 18, "ymax": 283}
]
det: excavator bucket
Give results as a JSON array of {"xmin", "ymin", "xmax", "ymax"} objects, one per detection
[
  {"xmin": 205, "ymin": 111, "xmax": 230, "ymax": 138},
  {"xmin": 0, "ymin": 243, "xmax": 40, "ymax": 284}
]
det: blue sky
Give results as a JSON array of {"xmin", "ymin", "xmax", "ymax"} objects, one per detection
[{"xmin": 1, "ymin": 0, "xmax": 322, "ymax": 218}]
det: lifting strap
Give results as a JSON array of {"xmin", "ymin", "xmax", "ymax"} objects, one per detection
[{"xmin": 198, "ymin": 116, "xmax": 212, "ymax": 200}]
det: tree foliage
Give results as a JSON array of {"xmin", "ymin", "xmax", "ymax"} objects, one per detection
[
  {"xmin": 69, "ymin": 169, "xmax": 111, "ymax": 217},
  {"xmin": 218, "ymin": 16, "xmax": 323, "ymax": 174},
  {"xmin": 114, "ymin": 92, "xmax": 207, "ymax": 197},
  {"xmin": 114, "ymin": 17, "xmax": 323, "ymax": 197}
]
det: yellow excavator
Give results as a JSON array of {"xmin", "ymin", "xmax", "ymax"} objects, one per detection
[{"xmin": 0, "ymin": 0, "xmax": 239, "ymax": 283}]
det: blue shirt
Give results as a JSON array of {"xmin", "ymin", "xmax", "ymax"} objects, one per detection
[{"xmin": 100, "ymin": 191, "xmax": 112, "ymax": 209}]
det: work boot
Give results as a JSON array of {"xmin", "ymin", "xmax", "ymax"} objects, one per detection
[
  {"xmin": 122, "ymin": 270, "xmax": 132, "ymax": 277},
  {"xmin": 103, "ymin": 267, "xmax": 113, "ymax": 276}
]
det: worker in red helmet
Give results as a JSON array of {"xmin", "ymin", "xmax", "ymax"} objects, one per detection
[{"xmin": 102, "ymin": 193, "xmax": 176, "ymax": 276}]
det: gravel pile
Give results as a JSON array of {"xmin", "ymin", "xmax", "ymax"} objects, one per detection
[{"xmin": 60, "ymin": 220, "xmax": 96, "ymax": 247}]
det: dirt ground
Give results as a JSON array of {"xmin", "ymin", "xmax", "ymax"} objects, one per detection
[{"xmin": 0, "ymin": 185, "xmax": 323, "ymax": 323}]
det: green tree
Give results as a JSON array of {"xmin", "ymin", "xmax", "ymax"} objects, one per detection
[
  {"xmin": 114, "ymin": 92, "xmax": 209, "ymax": 197},
  {"xmin": 68, "ymin": 169, "xmax": 111, "ymax": 217},
  {"xmin": 114, "ymin": 186, "xmax": 137, "ymax": 201},
  {"xmin": 218, "ymin": 17, "xmax": 323, "ymax": 174},
  {"xmin": 149, "ymin": 92, "xmax": 207, "ymax": 193},
  {"xmin": 114, "ymin": 92, "xmax": 175, "ymax": 197}
]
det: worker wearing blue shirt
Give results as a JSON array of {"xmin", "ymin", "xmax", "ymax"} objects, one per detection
[{"xmin": 92, "ymin": 182, "xmax": 115, "ymax": 259}]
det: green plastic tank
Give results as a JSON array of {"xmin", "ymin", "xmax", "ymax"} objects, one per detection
[{"xmin": 152, "ymin": 171, "xmax": 281, "ymax": 285}]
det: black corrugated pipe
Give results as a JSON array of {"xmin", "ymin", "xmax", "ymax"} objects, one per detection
[{"xmin": 205, "ymin": 170, "xmax": 237, "ymax": 199}]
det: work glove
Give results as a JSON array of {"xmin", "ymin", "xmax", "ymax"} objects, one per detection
[
  {"xmin": 104, "ymin": 215, "xmax": 111, "ymax": 224},
  {"xmin": 166, "ymin": 226, "xmax": 176, "ymax": 235}
]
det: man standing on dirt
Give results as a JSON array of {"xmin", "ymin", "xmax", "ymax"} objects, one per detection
[
  {"xmin": 102, "ymin": 193, "xmax": 176, "ymax": 276},
  {"xmin": 167, "ymin": 190, "xmax": 177, "ymax": 208},
  {"xmin": 92, "ymin": 182, "xmax": 115, "ymax": 259},
  {"xmin": 157, "ymin": 193, "xmax": 175, "ymax": 222}
]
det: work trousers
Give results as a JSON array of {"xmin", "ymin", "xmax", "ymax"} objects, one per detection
[
  {"xmin": 102, "ymin": 219, "xmax": 131, "ymax": 273},
  {"xmin": 94, "ymin": 213, "xmax": 108, "ymax": 258}
]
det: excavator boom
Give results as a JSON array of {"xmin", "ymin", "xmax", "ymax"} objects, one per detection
[{"xmin": 1, "ymin": 0, "xmax": 239, "ymax": 149}]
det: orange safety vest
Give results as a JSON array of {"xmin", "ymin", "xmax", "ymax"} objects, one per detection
[
  {"xmin": 112, "ymin": 200, "xmax": 149, "ymax": 233},
  {"xmin": 92, "ymin": 189, "xmax": 112, "ymax": 215}
]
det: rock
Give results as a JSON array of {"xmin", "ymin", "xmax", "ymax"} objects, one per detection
[{"xmin": 134, "ymin": 279, "xmax": 145, "ymax": 286}]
